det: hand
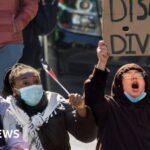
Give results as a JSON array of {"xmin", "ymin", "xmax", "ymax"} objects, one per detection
[
  {"xmin": 69, "ymin": 93, "xmax": 85, "ymax": 110},
  {"xmin": 69, "ymin": 93, "xmax": 86, "ymax": 117},
  {"xmin": 96, "ymin": 40, "xmax": 109, "ymax": 70}
]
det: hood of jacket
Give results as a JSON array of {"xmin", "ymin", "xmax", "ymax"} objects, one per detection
[{"xmin": 111, "ymin": 63, "xmax": 150, "ymax": 102}]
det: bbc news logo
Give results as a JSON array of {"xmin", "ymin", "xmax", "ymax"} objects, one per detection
[{"xmin": 0, "ymin": 130, "xmax": 20, "ymax": 138}]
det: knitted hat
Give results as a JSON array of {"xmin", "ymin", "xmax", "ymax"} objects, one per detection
[{"xmin": 111, "ymin": 63, "xmax": 149, "ymax": 98}]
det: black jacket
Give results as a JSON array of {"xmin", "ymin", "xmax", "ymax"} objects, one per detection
[
  {"xmin": 84, "ymin": 67, "xmax": 150, "ymax": 150},
  {"xmin": 19, "ymin": 0, "xmax": 58, "ymax": 69},
  {"xmin": 37, "ymin": 101, "xmax": 97, "ymax": 150}
]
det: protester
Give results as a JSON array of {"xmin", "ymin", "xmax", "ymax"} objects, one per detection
[
  {"xmin": 0, "ymin": 98, "xmax": 29, "ymax": 150},
  {"xmin": 2, "ymin": 63, "xmax": 97, "ymax": 150},
  {"xmin": 0, "ymin": 0, "xmax": 38, "ymax": 92},
  {"xmin": 84, "ymin": 40, "xmax": 150, "ymax": 150}
]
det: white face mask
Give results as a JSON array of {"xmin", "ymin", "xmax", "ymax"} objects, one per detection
[{"xmin": 18, "ymin": 85, "xmax": 44, "ymax": 106}]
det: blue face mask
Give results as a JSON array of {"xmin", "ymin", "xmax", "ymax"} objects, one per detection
[
  {"xmin": 124, "ymin": 91, "xmax": 147, "ymax": 103},
  {"xmin": 18, "ymin": 85, "xmax": 43, "ymax": 106}
]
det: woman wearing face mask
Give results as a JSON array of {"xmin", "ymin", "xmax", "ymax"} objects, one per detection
[
  {"xmin": 2, "ymin": 63, "xmax": 97, "ymax": 150},
  {"xmin": 84, "ymin": 40, "xmax": 150, "ymax": 150}
]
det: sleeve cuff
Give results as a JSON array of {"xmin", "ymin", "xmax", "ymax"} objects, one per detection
[{"xmin": 90, "ymin": 65, "xmax": 109, "ymax": 81}]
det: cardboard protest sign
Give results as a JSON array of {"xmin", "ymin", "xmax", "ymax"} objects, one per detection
[{"xmin": 102, "ymin": 0, "xmax": 150, "ymax": 56}]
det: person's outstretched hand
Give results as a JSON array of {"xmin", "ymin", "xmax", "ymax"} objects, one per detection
[{"xmin": 97, "ymin": 40, "xmax": 109, "ymax": 70}]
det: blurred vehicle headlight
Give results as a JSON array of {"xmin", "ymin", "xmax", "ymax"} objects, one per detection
[{"xmin": 58, "ymin": 0, "xmax": 101, "ymax": 36}]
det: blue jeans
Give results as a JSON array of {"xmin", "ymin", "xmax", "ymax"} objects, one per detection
[{"xmin": 0, "ymin": 44, "xmax": 23, "ymax": 92}]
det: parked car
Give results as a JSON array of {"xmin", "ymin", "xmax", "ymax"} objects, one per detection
[
  {"xmin": 46, "ymin": 0, "xmax": 150, "ymax": 94},
  {"xmin": 50, "ymin": 0, "xmax": 102, "ymax": 76}
]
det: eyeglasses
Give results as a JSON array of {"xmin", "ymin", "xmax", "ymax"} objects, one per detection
[{"xmin": 122, "ymin": 72, "xmax": 144, "ymax": 79}]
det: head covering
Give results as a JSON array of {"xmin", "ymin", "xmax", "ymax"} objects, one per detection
[
  {"xmin": 2, "ymin": 63, "xmax": 40, "ymax": 98},
  {"xmin": 111, "ymin": 63, "xmax": 149, "ymax": 99}
]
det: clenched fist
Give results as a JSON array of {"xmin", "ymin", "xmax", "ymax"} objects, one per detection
[{"xmin": 97, "ymin": 40, "xmax": 109, "ymax": 70}]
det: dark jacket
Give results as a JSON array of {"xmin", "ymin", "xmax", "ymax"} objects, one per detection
[
  {"xmin": 19, "ymin": 0, "xmax": 58, "ymax": 68},
  {"xmin": 84, "ymin": 66, "xmax": 150, "ymax": 150},
  {"xmin": 5, "ymin": 91, "xmax": 97, "ymax": 150},
  {"xmin": 37, "ymin": 93, "xmax": 97, "ymax": 150}
]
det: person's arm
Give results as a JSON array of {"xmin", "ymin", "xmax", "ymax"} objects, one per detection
[
  {"xmin": 14, "ymin": 0, "xmax": 38, "ymax": 32},
  {"xmin": 96, "ymin": 40, "xmax": 109, "ymax": 71},
  {"xmin": 63, "ymin": 94, "xmax": 97, "ymax": 143},
  {"xmin": 33, "ymin": 0, "xmax": 59, "ymax": 35},
  {"xmin": 84, "ymin": 40, "xmax": 110, "ymax": 126}
]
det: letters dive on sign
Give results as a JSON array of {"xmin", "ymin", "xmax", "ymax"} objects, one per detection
[{"xmin": 102, "ymin": 0, "xmax": 150, "ymax": 56}]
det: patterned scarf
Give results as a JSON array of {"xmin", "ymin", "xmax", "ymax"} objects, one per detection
[{"xmin": 6, "ymin": 92, "xmax": 66, "ymax": 150}]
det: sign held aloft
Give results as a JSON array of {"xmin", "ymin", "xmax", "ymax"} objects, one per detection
[{"xmin": 102, "ymin": 0, "xmax": 150, "ymax": 56}]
